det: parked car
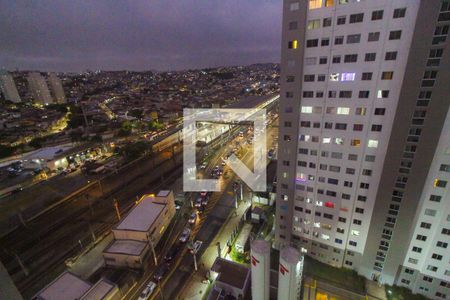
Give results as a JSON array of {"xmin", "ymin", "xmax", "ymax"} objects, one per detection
[
  {"xmin": 190, "ymin": 240, "xmax": 203, "ymax": 254},
  {"xmin": 200, "ymin": 162, "xmax": 207, "ymax": 169},
  {"xmin": 179, "ymin": 227, "xmax": 191, "ymax": 243},
  {"xmin": 197, "ymin": 205, "xmax": 205, "ymax": 214},
  {"xmin": 201, "ymin": 197, "xmax": 208, "ymax": 206},
  {"xmin": 194, "ymin": 198, "xmax": 202, "ymax": 208},
  {"xmin": 138, "ymin": 281, "xmax": 157, "ymax": 300},
  {"xmin": 153, "ymin": 264, "xmax": 169, "ymax": 281},
  {"xmin": 188, "ymin": 212, "xmax": 197, "ymax": 224},
  {"xmin": 164, "ymin": 244, "xmax": 181, "ymax": 262}
]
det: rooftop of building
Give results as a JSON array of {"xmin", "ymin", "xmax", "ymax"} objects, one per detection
[
  {"xmin": 32, "ymin": 271, "xmax": 92, "ymax": 300},
  {"xmin": 104, "ymin": 239, "xmax": 148, "ymax": 256},
  {"xmin": 79, "ymin": 278, "xmax": 116, "ymax": 300},
  {"xmin": 211, "ymin": 257, "xmax": 250, "ymax": 290},
  {"xmin": 114, "ymin": 194, "xmax": 167, "ymax": 232}
]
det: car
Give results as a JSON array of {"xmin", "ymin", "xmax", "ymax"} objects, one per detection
[
  {"xmin": 200, "ymin": 162, "xmax": 207, "ymax": 169},
  {"xmin": 194, "ymin": 198, "xmax": 202, "ymax": 208},
  {"xmin": 138, "ymin": 281, "xmax": 157, "ymax": 300},
  {"xmin": 190, "ymin": 240, "xmax": 203, "ymax": 254},
  {"xmin": 164, "ymin": 244, "xmax": 181, "ymax": 262},
  {"xmin": 188, "ymin": 212, "xmax": 197, "ymax": 224},
  {"xmin": 153, "ymin": 264, "xmax": 169, "ymax": 281},
  {"xmin": 201, "ymin": 198, "xmax": 208, "ymax": 206},
  {"xmin": 197, "ymin": 205, "xmax": 205, "ymax": 214},
  {"xmin": 200, "ymin": 190, "xmax": 209, "ymax": 197},
  {"xmin": 179, "ymin": 227, "xmax": 191, "ymax": 243}
]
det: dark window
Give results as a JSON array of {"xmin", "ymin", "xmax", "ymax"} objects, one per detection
[
  {"xmin": 371, "ymin": 124, "xmax": 382, "ymax": 132},
  {"xmin": 319, "ymin": 57, "xmax": 328, "ymax": 64},
  {"xmin": 306, "ymin": 39, "xmax": 319, "ymax": 47},
  {"xmin": 385, "ymin": 51, "xmax": 398, "ymax": 60},
  {"xmin": 349, "ymin": 13, "xmax": 364, "ymax": 23},
  {"xmin": 337, "ymin": 16, "xmax": 346, "ymax": 25},
  {"xmin": 374, "ymin": 108, "xmax": 386, "ymax": 115},
  {"xmin": 359, "ymin": 91, "xmax": 370, "ymax": 98},
  {"xmin": 372, "ymin": 10, "xmax": 384, "ymax": 20},
  {"xmin": 347, "ymin": 34, "xmax": 361, "ymax": 44},
  {"xmin": 335, "ymin": 36, "xmax": 344, "ymax": 45},
  {"xmin": 321, "ymin": 38, "xmax": 330, "ymax": 46},
  {"xmin": 332, "ymin": 56, "xmax": 341, "ymax": 63},
  {"xmin": 339, "ymin": 91, "xmax": 352, "ymax": 98},
  {"xmin": 362, "ymin": 72, "xmax": 373, "ymax": 80},
  {"xmin": 365, "ymin": 53, "xmax": 376, "ymax": 61},
  {"xmin": 368, "ymin": 32, "xmax": 380, "ymax": 42},
  {"xmin": 323, "ymin": 17, "xmax": 332, "ymax": 27},
  {"xmin": 389, "ymin": 30, "xmax": 402, "ymax": 40},
  {"xmin": 344, "ymin": 54, "xmax": 358, "ymax": 63},
  {"xmin": 393, "ymin": 8, "xmax": 406, "ymax": 18},
  {"xmin": 304, "ymin": 74, "xmax": 315, "ymax": 82}
]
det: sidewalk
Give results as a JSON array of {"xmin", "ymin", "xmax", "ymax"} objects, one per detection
[
  {"xmin": 179, "ymin": 200, "xmax": 251, "ymax": 300},
  {"xmin": 67, "ymin": 233, "xmax": 113, "ymax": 279}
]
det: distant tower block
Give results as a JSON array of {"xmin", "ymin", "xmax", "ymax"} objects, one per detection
[
  {"xmin": 251, "ymin": 239, "xmax": 270, "ymax": 300},
  {"xmin": 277, "ymin": 246, "xmax": 303, "ymax": 300},
  {"xmin": 48, "ymin": 73, "xmax": 66, "ymax": 103},
  {"xmin": 27, "ymin": 72, "xmax": 53, "ymax": 105},
  {"xmin": 0, "ymin": 70, "xmax": 21, "ymax": 103}
]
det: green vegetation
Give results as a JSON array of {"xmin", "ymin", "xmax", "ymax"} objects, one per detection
[
  {"xmin": 120, "ymin": 141, "xmax": 149, "ymax": 160},
  {"xmin": 67, "ymin": 105, "xmax": 85, "ymax": 129},
  {"xmin": 303, "ymin": 256, "xmax": 366, "ymax": 293},
  {"xmin": 28, "ymin": 136, "xmax": 47, "ymax": 149},
  {"xmin": 118, "ymin": 120, "xmax": 132, "ymax": 136},
  {"xmin": 385, "ymin": 285, "xmax": 429, "ymax": 300},
  {"xmin": 148, "ymin": 120, "xmax": 164, "ymax": 131},
  {"xmin": 230, "ymin": 247, "xmax": 249, "ymax": 264},
  {"xmin": 0, "ymin": 144, "xmax": 16, "ymax": 159}
]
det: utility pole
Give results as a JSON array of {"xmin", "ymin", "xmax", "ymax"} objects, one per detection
[
  {"xmin": 113, "ymin": 199, "xmax": 121, "ymax": 221},
  {"xmin": 216, "ymin": 242, "xmax": 221, "ymax": 258},
  {"xmin": 150, "ymin": 239, "xmax": 158, "ymax": 266}
]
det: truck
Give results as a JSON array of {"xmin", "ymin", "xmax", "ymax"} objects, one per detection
[{"xmin": 235, "ymin": 223, "xmax": 253, "ymax": 253}]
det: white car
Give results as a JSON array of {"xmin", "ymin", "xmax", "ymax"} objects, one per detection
[
  {"xmin": 179, "ymin": 227, "xmax": 191, "ymax": 243},
  {"xmin": 188, "ymin": 212, "xmax": 197, "ymax": 224},
  {"xmin": 138, "ymin": 281, "xmax": 157, "ymax": 300},
  {"xmin": 190, "ymin": 240, "xmax": 203, "ymax": 254}
]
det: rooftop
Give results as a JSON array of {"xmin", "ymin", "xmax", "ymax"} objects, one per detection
[
  {"xmin": 115, "ymin": 194, "xmax": 165, "ymax": 232},
  {"xmin": 211, "ymin": 257, "xmax": 250, "ymax": 290},
  {"xmin": 104, "ymin": 239, "xmax": 148, "ymax": 256},
  {"xmin": 80, "ymin": 278, "xmax": 116, "ymax": 300},
  {"xmin": 33, "ymin": 271, "xmax": 92, "ymax": 300}
]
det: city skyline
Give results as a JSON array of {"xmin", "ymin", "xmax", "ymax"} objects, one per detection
[{"xmin": 0, "ymin": 0, "xmax": 282, "ymax": 72}]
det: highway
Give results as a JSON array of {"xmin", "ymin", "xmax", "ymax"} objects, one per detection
[
  {"xmin": 0, "ymin": 95, "xmax": 278, "ymax": 298},
  {"xmin": 127, "ymin": 115, "xmax": 279, "ymax": 300}
]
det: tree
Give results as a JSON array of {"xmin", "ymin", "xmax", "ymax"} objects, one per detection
[
  {"xmin": 29, "ymin": 137, "xmax": 46, "ymax": 149},
  {"xmin": 118, "ymin": 120, "xmax": 132, "ymax": 136},
  {"xmin": 148, "ymin": 120, "xmax": 164, "ymax": 131},
  {"xmin": 0, "ymin": 145, "xmax": 15, "ymax": 159},
  {"xmin": 121, "ymin": 141, "xmax": 149, "ymax": 160},
  {"xmin": 129, "ymin": 108, "xmax": 143, "ymax": 119}
]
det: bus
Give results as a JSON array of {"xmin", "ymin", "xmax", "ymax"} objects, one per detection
[{"xmin": 235, "ymin": 223, "xmax": 253, "ymax": 253}]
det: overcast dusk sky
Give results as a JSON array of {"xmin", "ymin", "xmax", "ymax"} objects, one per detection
[{"xmin": 0, "ymin": 0, "xmax": 282, "ymax": 72}]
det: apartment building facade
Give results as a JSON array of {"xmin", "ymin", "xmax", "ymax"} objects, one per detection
[{"xmin": 275, "ymin": 0, "xmax": 449, "ymax": 298}]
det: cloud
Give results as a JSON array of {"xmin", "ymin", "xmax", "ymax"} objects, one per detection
[{"xmin": 0, "ymin": 0, "xmax": 281, "ymax": 71}]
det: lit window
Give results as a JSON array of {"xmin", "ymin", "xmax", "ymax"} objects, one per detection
[
  {"xmin": 330, "ymin": 73, "xmax": 340, "ymax": 81},
  {"xmin": 301, "ymin": 106, "xmax": 313, "ymax": 113},
  {"xmin": 368, "ymin": 139, "xmax": 379, "ymax": 148},
  {"xmin": 316, "ymin": 201, "xmax": 323, "ymax": 206},
  {"xmin": 321, "ymin": 234, "xmax": 330, "ymax": 240},
  {"xmin": 323, "ymin": 137, "xmax": 331, "ymax": 144},
  {"xmin": 325, "ymin": 0, "xmax": 334, "ymax": 7},
  {"xmin": 351, "ymin": 139, "xmax": 361, "ymax": 147},
  {"xmin": 337, "ymin": 107, "xmax": 350, "ymax": 115},
  {"xmin": 288, "ymin": 40, "xmax": 298, "ymax": 49},
  {"xmin": 324, "ymin": 201, "xmax": 334, "ymax": 208},
  {"xmin": 307, "ymin": 19, "xmax": 321, "ymax": 29},
  {"xmin": 334, "ymin": 137, "xmax": 344, "ymax": 145},
  {"xmin": 309, "ymin": 0, "xmax": 322, "ymax": 10},
  {"xmin": 341, "ymin": 73, "xmax": 355, "ymax": 81},
  {"xmin": 351, "ymin": 230, "xmax": 360, "ymax": 236}
]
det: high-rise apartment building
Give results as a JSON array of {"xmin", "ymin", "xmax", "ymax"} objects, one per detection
[
  {"xmin": 48, "ymin": 73, "xmax": 66, "ymax": 103},
  {"xmin": 275, "ymin": 1, "xmax": 449, "ymax": 299},
  {"xmin": 27, "ymin": 72, "xmax": 53, "ymax": 105},
  {"xmin": 0, "ymin": 70, "xmax": 21, "ymax": 103}
]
